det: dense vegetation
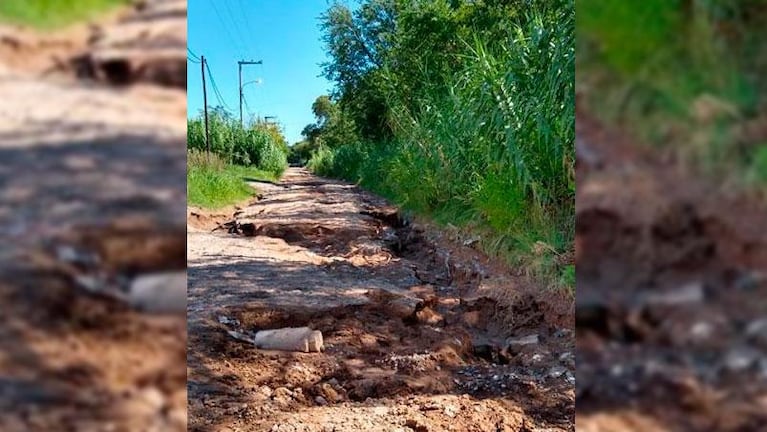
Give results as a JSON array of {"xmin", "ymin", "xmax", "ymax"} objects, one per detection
[
  {"xmin": 188, "ymin": 108, "xmax": 288, "ymax": 176},
  {"xmin": 0, "ymin": 0, "xmax": 130, "ymax": 28},
  {"xmin": 578, "ymin": 0, "xmax": 767, "ymax": 188},
  {"xmin": 188, "ymin": 108, "xmax": 288, "ymax": 208},
  {"xmin": 295, "ymin": 0, "xmax": 575, "ymax": 288}
]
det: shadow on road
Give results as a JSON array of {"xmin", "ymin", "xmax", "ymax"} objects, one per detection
[{"xmin": 0, "ymin": 132, "xmax": 187, "ymax": 430}]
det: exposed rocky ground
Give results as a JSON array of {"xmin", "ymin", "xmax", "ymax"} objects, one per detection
[
  {"xmin": 188, "ymin": 168, "xmax": 575, "ymax": 432},
  {"xmin": 576, "ymin": 110, "xmax": 767, "ymax": 431},
  {"xmin": 0, "ymin": 1, "xmax": 187, "ymax": 430}
]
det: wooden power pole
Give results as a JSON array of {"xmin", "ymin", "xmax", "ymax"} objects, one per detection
[
  {"xmin": 201, "ymin": 55, "xmax": 210, "ymax": 158},
  {"xmin": 238, "ymin": 59, "xmax": 263, "ymax": 126}
]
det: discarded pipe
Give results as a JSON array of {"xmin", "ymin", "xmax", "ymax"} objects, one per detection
[
  {"xmin": 229, "ymin": 327, "xmax": 324, "ymax": 353},
  {"xmin": 254, "ymin": 327, "xmax": 324, "ymax": 353},
  {"xmin": 128, "ymin": 271, "xmax": 187, "ymax": 314}
]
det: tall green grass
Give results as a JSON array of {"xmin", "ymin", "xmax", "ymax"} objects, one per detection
[
  {"xmin": 577, "ymin": 1, "xmax": 767, "ymax": 187},
  {"xmin": 188, "ymin": 108, "xmax": 288, "ymax": 178},
  {"xmin": 0, "ymin": 0, "xmax": 130, "ymax": 28},
  {"xmin": 308, "ymin": 5, "xmax": 575, "ymax": 289}
]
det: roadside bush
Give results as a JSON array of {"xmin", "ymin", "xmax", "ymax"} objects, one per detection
[
  {"xmin": 306, "ymin": 145, "xmax": 335, "ymax": 177},
  {"xmin": 188, "ymin": 108, "xmax": 287, "ymax": 177}
]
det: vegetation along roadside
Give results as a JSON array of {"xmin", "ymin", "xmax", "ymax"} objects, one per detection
[
  {"xmin": 291, "ymin": 0, "xmax": 575, "ymax": 290},
  {"xmin": 188, "ymin": 108, "xmax": 288, "ymax": 209}
]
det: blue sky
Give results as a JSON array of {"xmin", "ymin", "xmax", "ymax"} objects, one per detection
[{"xmin": 187, "ymin": 0, "xmax": 334, "ymax": 144}]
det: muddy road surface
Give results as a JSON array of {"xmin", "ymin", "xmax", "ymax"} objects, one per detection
[
  {"xmin": 0, "ymin": 3, "xmax": 187, "ymax": 430},
  {"xmin": 188, "ymin": 168, "xmax": 575, "ymax": 432}
]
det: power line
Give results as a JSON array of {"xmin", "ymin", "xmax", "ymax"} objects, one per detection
[
  {"xmin": 223, "ymin": 1, "xmax": 251, "ymax": 56},
  {"xmin": 205, "ymin": 61, "xmax": 232, "ymax": 111},
  {"xmin": 237, "ymin": 0, "xmax": 261, "ymax": 59},
  {"xmin": 187, "ymin": 47, "xmax": 200, "ymax": 61},
  {"xmin": 187, "ymin": 56, "xmax": 201, "ymax": 64},
  {"xmin": 209, "ymin": 0, "xmax": 246, "ymax": 56},
  {"xmin": 242, "ymin": 93, "xmax": 254, "ymax": 122},
  {"xmin": 200, "ymin": 55, "xmax": 210, "ymax": 157}
]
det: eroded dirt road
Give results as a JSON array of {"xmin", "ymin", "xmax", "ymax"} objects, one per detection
[
  {"xmin": 0, "ymin": 2, "xmax": 187, "ymax": 430},
  {"xmin": 188, "ymin": 168, "xmax": 574, "ymax": 432},
  {"xmin": 576, "ymin": 111, "xmax": 767, "ymax": 431}
]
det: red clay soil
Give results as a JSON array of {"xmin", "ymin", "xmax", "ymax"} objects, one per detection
[
  {"xmin": 576, "ymin": 110, "xmax": 767, "ymax": 431},
  {"xmin": 187, "ymin": 169, "xmax": 575, "ymax": 432}
]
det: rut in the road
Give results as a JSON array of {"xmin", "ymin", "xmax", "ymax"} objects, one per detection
[{"xmin": 187, "ymin": 168, "xmax": 574, "ymax": 432}]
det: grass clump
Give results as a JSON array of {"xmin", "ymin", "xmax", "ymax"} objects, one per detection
[
  {"xmin": 577, "ymin": 1, "xmax": 767, "ymax": 191},
  {"xmin": 0, "ymin": 0, "xmax": 130, "ymax": 29},
  {"xmin": 187, "ymin": 150, "xmax": 276, "ymax": 209}
]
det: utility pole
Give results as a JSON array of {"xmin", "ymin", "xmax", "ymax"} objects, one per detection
[
  {"xmin": 201, "ymin": 55, "xmax": 210, "ymax": 159},
  {"xmin": 238, "ymin": 59, "xmax": 262, "ymax": 126}
]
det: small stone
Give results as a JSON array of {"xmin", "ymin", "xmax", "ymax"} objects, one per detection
[
  {"xmin": 463, "ymin": 236, "xmax": 480, "ymax": 246},
  {"xmin": 273, "ymin": 387, "xmax": 294, "ymax": 401},
  {"xmin": 443, "ymin": 404, "xmax": 458, "ymax": 417},
  {"xmin": 689, "ymin": 321, "xmax": 714, "ymax": 340},
  {"xmin": 644, "ymin": 281, "xmax": 704, "ymax": 307},
  {"xmin": 506, "ymin": 334, "xmax": 539, "ymax": 347},
  {"xmin": 419, "ymin": 402, "xmax": 439, "ymax": 411},
  {"xmin": 256, "ymin": 386, "xmax": 273, "ymax": 398},
  {"xmin": 746, "ymin": 318, "xmax": 767, "ymax": 348},
  {"xmin": 610, "ymin": 364, "xmax": 624, "ymax": 376},
  {"xmin": 218, "ymin": 315, "xmax": 240, "ymax": 326},
  {"xmin": 549, "ymin": 366, "xmax": 567, "ymax": 379},
  {"xmin": 315, "ymin": 396, "xmax": 328, "ymax": 406},
  {"xmin": 723, "ymin": 347, "xmax": 760, "ymax": 372}
]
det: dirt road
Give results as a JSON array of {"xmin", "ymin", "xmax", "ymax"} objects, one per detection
[
  {"xmin": 576, "ymin": 111, "xmax": 767, "ymax": 431},
  {"xmin": 187, "ymin": 168, "xmax": 574, "ymax": 432},
  {"xmin": 0, "ymin": 4, "xmax": 187, "ymax": 430}
]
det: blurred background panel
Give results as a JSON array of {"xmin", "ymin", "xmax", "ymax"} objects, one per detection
[
  {"xmin": 576, "ymin": 1, "xmax": 767, "ymax": 431},
  {"xmin": 0, "ymin": 1, "xmax": 187, "ymax": 431}
]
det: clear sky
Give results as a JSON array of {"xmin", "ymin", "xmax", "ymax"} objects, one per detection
[{"xmin": 187, "ymin": 0, "xmax": 334, "ymax": 144}]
